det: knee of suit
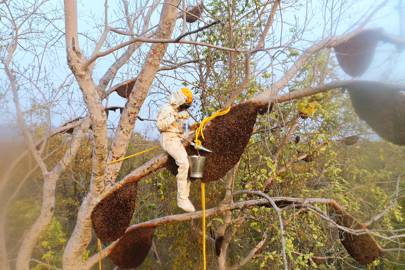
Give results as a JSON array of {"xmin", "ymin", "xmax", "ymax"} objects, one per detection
[{"xmin": 177, "ymin": 159, "xmax": 189, "ymax": 171}]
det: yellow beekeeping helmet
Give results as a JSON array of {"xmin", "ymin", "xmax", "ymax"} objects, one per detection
[{"xmin": 181, "ymin": 87, "xmax": 193, "ymax": 104}]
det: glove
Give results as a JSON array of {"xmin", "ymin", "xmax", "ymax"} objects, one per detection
[
  {"xmin": 189, "ymin": 123, "xmax": 200, "ymax": 131},
  {"xmin": 181, "ymin": 133, "xmax": 190, "ymax": 141},
  {"xmin": 177, "ymin": 111, "xmax": 190, "ymax": 120}
]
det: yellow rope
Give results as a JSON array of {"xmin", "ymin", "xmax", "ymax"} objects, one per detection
[
  {"xmin": 108, "ymin": 146, "xmax": 160, "ymax": 164},
  {"xmin": 201, "ymin": 182, "xmax": 207, "ymax": 270},
  {"xmin": 193, "ymin": 107, "xmax": 231, "ymax": 270},
  {"xmin": 97, "ymin": 238, "xmax": 102, "ymax": 270},
  {"xmin": 194, "ymin": 107, "xmax": 231, "ymax": 148}
]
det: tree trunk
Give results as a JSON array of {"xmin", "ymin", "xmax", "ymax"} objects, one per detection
[
  {"xmin": 15, "ymin": 122, "xmax": 87, "ymax": 270},
  {"xmin": 0, "ymin": 209, "xmax": 10, "ymax": 270},
  {"xmin": 62, "ymin": 1, "xmax": 180, "ymax": 269},
  {"xmin": 16, "ymin": 176, "xmax": 57, "ymax": 270},
  {"xmin": 104, "ymin": 0, "xmax": 181, "ymax": 184},
  {"xmin": 63, "ymin": 194, "xmax": 95, "ymax": 270}
]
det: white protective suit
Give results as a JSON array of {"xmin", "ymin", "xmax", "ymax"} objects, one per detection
[{"xmin": 156, "ymin": 90, "xmax": 195, "ymax": 212}]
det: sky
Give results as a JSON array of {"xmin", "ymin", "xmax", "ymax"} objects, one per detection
[{"xmin": 0, "ymin": 0, "xmax": 404, "ymax": 140}]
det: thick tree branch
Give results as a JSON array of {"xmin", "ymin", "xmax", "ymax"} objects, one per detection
[
  {"xmin": 63, "ymin": 1, "xmax": 109, "ymax": 268},
  {"xmin": 251, "ymin": 29, "xmax": 374, "ymax": 104},
  {"xmin": 64, "ymin": 0, "xmax": 108, "ymax": 195},
  {"xmin": 97, "ymin": 0, "xmax": 160, "ymax": 93},
  {"xmin": 84, "ymin": 196, "xmax": 339, "ymax": 269},
  {"xmin": 104, "ymin": 0, "xmax": 180, "ymax": 185},
  {"xmin": 217, "ymin": 165, "xmax": 239, "ymax": 270},
  {"xmin": 254, "ymin": 80, "xmax": 358, "ymax": 107},
  {"xmin": 63, "ymin": 0, "xmax": 82, "ymax": 69},
  {"xmin": 85, "ymin": 198, "xmax": 271, "ymax": 268}
]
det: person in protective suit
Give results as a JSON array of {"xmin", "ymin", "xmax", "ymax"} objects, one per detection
[{"xmin": 156, "ymin": 88, "xmax": 195, "ymax": 212}]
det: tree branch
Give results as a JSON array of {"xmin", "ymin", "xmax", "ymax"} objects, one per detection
[
  {"xmin": 365, "ymin": 174, "xmax": 402, "ymax": 227},
  {"xmin": 97, "ymin": 0, "xmax": 160, "ymax": 93},
  {"xmin": 16, "ymin": 118, "xmax": 89, "ymax": 270},
  {"xmin": 174, "ymin": 20, "xmax": 221, "ymax": 42},
  {"xmin": 229, "ymin": 232, "xmax": 268, "ymax": 270},
  {"xmin": 85, "ymin": 198, "xmax": 270, "ymax": 269},
  {"xmin": 233, "ymin": 190, "xmax": 288, "ymax": 270},
  {"xmin": 63, "ymin": 1, "xmax": 109, "ymax": 268},
  {"xmin": 4, "ymin": 38, "xmax": 49, "ymax": 176},
  {"xmin": 85, "ymin": 32, "xmax": 251, "ymax": 66},
  {"xmin": 104, "ymin": 0, "xmax": 180, "ymax": 185},
  {"xmin": 84, "ymin": 196, "xmax": 337, "ymax": 269},
  {"xmin": 251, "ymin": 28, "xmax": 374, "ymax": 104},
  {"xmin": 255, "ymin": 0, "xmax": 280, "ymax": 51},
  {"xmin": 100, "ymin": 79, "xmax": 394, "ymax": 201},
  {"xmin": 254, "ymin": 80, "xmax": 357, "ymax": 107}
]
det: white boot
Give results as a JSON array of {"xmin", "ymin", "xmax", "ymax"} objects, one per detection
[
  {"xmin": 177, "ymin": 197, "xmax": 196, "ymax": 212},
  {"xmin": 177, "ymin": 176, "xmax": 195, "ymax": 212}
]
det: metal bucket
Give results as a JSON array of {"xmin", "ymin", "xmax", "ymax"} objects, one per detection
[{"xmin": 189, "ymin": 155, "xmax": 206, "ymax": 179}]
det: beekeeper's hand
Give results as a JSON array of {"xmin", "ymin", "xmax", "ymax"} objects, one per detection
[
  {"xmin": 177, "ymin": 111, "xmax": 190, "ymax": 120},
  {"xmin": 181, "ymin": 133, "xmax": 190, "ymax": 141},
  {"xmin": 189, "ymin": 122, "xmax": 199, "ymax": 131}
]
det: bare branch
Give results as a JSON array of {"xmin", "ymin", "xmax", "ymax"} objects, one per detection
[
  {"xmin": 88, "ymin": 0, "xmax": 110, "ymax": 72},
  {"xmin": 254, "ymin": 80, "xmax": 358, "ymax": 107},
  {"xmin": 85, "ymin": 31, "xmax": 251, "ymax": 66},
  {"xmin": 158, "ymin": 59, "xmax": 200, "ymax": 72},
  {"xmin": 255, "ymin": 0, "xmax": 280, "ymax": 50},
  {"xmin": 365, "ymin": 175, "xmax": 402, "ymax": 227},
  {"xmin": 174, "ymin": 20, "xmax": 221, "ymax": 42},
  {"xmin": 233, "ymin": 190, "xmax": 288, "ymax": 270},
  {"xmin": 229, "ymin": 232, "xmax": 268, "ymax": 270},
  {"xmin": 3, "ymin": 39, "xmax": 49, "ymax": 175},
  {"xmin": 97, "ymin": 0, "xmax": 161, "ymax": 93},
  {"xmin": 251, "ymin": 28, "xmax": 375, "ymax": 104}
]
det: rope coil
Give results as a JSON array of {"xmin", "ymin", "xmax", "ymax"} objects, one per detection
[{"xmin": 194, "ymin": 107, "xmax": 231, "ymax": 148}]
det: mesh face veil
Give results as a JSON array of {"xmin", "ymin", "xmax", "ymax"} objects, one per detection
[{"xmin": 169, "ymin": 88, "xmax": 193, "ymax": 108}]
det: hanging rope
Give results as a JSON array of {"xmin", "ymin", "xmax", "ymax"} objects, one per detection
[
  {"xmin": 201, "ymin": 182, "xmax": 207, "ymax": 270},
  {"xmin": 97, "ymin": 238, "xmax": 103, "ymax": 270},
  {"xmin": 108, "ymin": 146, "xmax": 160, "ymax": 164},
  {"xmin": 193, "ymin": 107, "xmax": 231, "ymax": 270}
]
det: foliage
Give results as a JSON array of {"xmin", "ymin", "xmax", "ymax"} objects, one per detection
[{"xmin": 32, "ymin": 218, "xmax": 66, "ymax": 270}]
